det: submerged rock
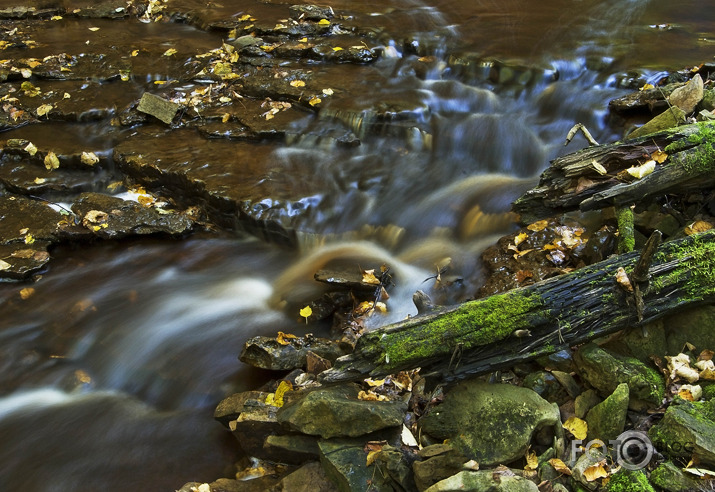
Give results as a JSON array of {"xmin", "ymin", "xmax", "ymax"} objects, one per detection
[{"xmin": 418, "ymin": 380, "xmax": 560, "ymax": 466}]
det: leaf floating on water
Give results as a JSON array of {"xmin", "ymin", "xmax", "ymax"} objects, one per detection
[
  {"xmin": 81, "ymin": 151, "xmax": 99, "ymax": 166},
  {"xmin": 626, "ymin": 160, "xmax": 655, "ymax": 179},
  {"xmin": 24, "ymin": 233, "xmax": 35, "ymax": 245},
  {"xmin": 221, "ymin": 113, "xmax": 230, "ymax": 123},
  {"xmin": 322, "ymin": 88, "xmax": 334, "ymax": 96},
  {"xmin": 63, "ymin": 92, "xmax": 71, "ymax": 99},
  {"xmin": 21, "ymin": 81, "xmax": 41, "ymax": 97},
  {"xmin": 163, "ymin": 48, "xmax": 177, "ymax": 56},
  {"xmin": 332, "ymin": 46, "xmax": 343, "ymax": 51},
  {"xmin": 131, "ymin": 49, "xmax": 139, "ymax": 57},
  {"xmin": 563, "ymin": 416, "xmax": 588, "ymax": 440},
  {"xmin": 44, "ymin": 151, "xmax": 60, "ymax": 170},
  {"xmin": 51, "ymin": 15, "xmax": 63, "ymax": 20},
  {"xmin": 24, "ymin": 142, "xmax": 38, "ymax": 156},
  {"xmin": 36, "ymin": 104, "xmax": 53, "ymax": 117},
  {"xmin": 88, "ymin": 27, "xmax": 100, "ymax": 31},
  {"xmin": 289, "ymin": 80, "xmax": 305, "ymax": 87},
  {"xmin": 20, "ymin": 287, "xmax": 35, "ymax": 299}
]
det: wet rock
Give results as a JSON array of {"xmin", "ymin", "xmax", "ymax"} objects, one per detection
[
  {"xmin": 263, "ymin": 434, "xmax": 320, "ymax": 465},
  {"xmin": 523, "ymin": 371, "xmax": 570, "ymax": 405},
  {"xmin": 276, "ymin": 383, "xmax": 407, "ymax": 439},
  {"xmin": 70, "ymin": 192, "xmax": 194, "ymax": 238},
  {"xmin": 273, "ymin": 461, "xmax": 337, "ymax": 492},
  {"xmin": 573, "ymin": 343, "xmax": 664, "ymax": 411},
  {"xmin": 418, "ymin": 380, "xmax": 560, "ymax": 466},
  {"xmin": 626, "ymin": 106, "xmax": 686, "ymax": 139},
  {"xmin": 318, "ymin": 438, "xmax": 394, "ymax": 492},
  {"xmin": 585, "ymin": 383, "xmax": 629, "ymax": 442},
  {"xmin": 214, "ymin": 390, "xmax": 271, "ymax": 427},
  {"xmin": 574, "ymin": 389, "xmax": 602, "ymax": 419},
  {"xmin": 239, "ymin": 334, "xmax": 349, "ymax": 371},
  {"xmin": 663, "ymin": 305, "xmax": 715, "ymax": 356},
  {"xmin": 608, "ymin": 85, "xmax": 672, "ymax": 116},
  {"xmin": 648, "ymin": 398, "xmax": 715, "ymax": 466},
  {"xmin": 668, "ymin": 74, "xmax": 703, "ymax": 114},
  {"xmin": 602, "ymin": 322, "xmax": 668, "ymax": 365},
  {"xmin": 535, "ymin": 349, "xmax": 575, "ymax": 373},
  {"xmin": 137, "ymin": 93, "xmax": 182, "ymax": 125},
  {"xmin": 412, "ymin": 444, "xmax": 469, "ymax": 492},
  {"xmin": 551, "ymin": 371, "xmax": 582, "ymax": 399},
  {"xmin": 424, "ymin": 469, "xmax": 539, "ymax": 492},
  {"xmin": 371, "ymin": 444, "xmax": 417, "ymax": 491},
  {"xmin": 571, "ymin": 447, "xmax": 606, "ymax": 490},
  {"xmin": 649, "ymin": 461, "xmax": 703, "ymax": 492},
  {"xmin": 288, "ymin": 5, "xmax": 334, "ymax": 22}
]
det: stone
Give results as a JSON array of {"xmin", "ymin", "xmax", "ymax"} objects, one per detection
[
  {"xmin": 372, "ymin": 444, "xmax": 417, "ymax": 491},
  {"xmin": 574, "ymin": 343, "xmax": 664, "ymax": 411},
  {"xmin": 585, "ymin": 383, "xmax": 629, "ymax": 442},
  {"xmin": 551, "ymin": 370, "xmax": 582, "ymax": 399},
  {"xmin": 239, "ymin": 334, "xmax": 349, "ymax": 371},
  {"xmin": 136, "ymin": 92, "xmax": 181, "ymax": 125},
  {"xmin": 571, "ymin": 447, "xmax": 606, "ymax": 490},
  {"xmin": 276, "ymin": 383, "xmax": 407, "ymax": 439},
  {"xmin": 627, "ymin": 106, "xmax": 686, "ymax": 139},
  {"xmin": 649, "ymin": 461, "xmax": 703, "ymax": 492},
  {"xmin": 663, "ymin": 305, "xmax": 715, "ymax": 356},
  {"xmin": 413, "ymin": 444, "xmax": 468, "ymax": 492},
  {"xmin": 602, "ymin": 323, "xmax": 668, "ymax": 365},
  {"xmin": 263, "ymin": 434, "xmax": 320, "ymax": 464},
  {"xmin": 574, "ymin": 389, "xmax": 602, "ymax": 419},
  {"xmin": 668, "ymin": 74, "xmax": 704, "ymax": 114},
  {"xmin": 273, "ymin": 461, "xmax": 337, "ymax": 492},
  {"xmin": 318, "ymin": 438, "xmax": 393, "ymax": 492},
  {"xmin": 522, "ymin": 371, "xmax": 570, "ymax": 405},
  {"xmin": 423, "ymin": 470, "xmax": 539, "ymax": 492},
  {"xmin": 648, "ymin": 398, "xmax": 715, "ymax": 466},
  {"xmin": 418, "ymin": 381, "xmax": 560, "ymax": 466}
]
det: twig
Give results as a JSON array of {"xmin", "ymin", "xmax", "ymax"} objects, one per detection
[{"xmin": 564, "ymin": 123, "xmax": 599, "ymax": 147}]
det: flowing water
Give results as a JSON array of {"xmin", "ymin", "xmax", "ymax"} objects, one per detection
[{"xmin": 0, "ymin": 0, "xmax": 712, "ymax": 489}]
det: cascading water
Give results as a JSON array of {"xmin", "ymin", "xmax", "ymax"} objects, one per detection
[{"xmin": 0, "ymin": 0, "xmax": 710, "ymax": 489}]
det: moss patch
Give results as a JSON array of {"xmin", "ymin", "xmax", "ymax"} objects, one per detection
[{"xmin": 606, "ymin": 468, "xmax": 655, "ymax": 492}]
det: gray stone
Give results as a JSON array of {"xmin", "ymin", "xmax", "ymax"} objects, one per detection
[
  {"xmin": 574, "ymin": 343, "xmax": 664, "ymax": 411},
  {"xmin": 668, "ymin": 74, "xmax": 704, "ymax": 114},
  {"xmin": 274, "ymin": 461, "xmax": 337, "ymax": 492},
  {"xmin": 136, "ymin": 92, "xmax": 181, "ymax": 125},
  {"xmin": 318, "ymin": 439, "xmax": 393, "ymax": 492},
  {"xmin": 423, "ymin": 470, "xmax": 539, "ymax": 492},
  {"xmin": 240, "ymin": 334, "xmax": 349, "ymax": 371},
  {"xmin": 648, "ymin": 398, "xmax": 715, "ymax": 466},
  {"xmin": 627, "ymin": 106, "xmax": 686, "ymax": 139},
  {"xmin": 574, "ymin": 389, "xmax": 602, "ymax": 419},
  {"xmin": 277, "ymin": 384, "xmax": 407, "ymax": 439},
  {"xmin": 263, "ymin": 434, "xmax": 320, "ymax": 464},
  {"xmin": 418, "ymin": 381, "xmax": 560, "ymax": 466},
  {"xmin": 585, "ymin": 383, "xmax": 629, "ymax": 442},
  {"xmin": 413, "ymin": 444, "xmax": 468, "ymax": 492}
]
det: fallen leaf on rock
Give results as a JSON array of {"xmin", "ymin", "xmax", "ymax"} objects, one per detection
[
  {"xmin": 318, "ymin": 18, "xmax": 330, "ymax": 25},
  {"xmin": 276, "ymin": 331, "xmax": 298, "ymax": 345},
  {"xmin": 524, "ymin": 448, "xmax": 538, "ymax": 471},
  {"xmin": 44, "ymin": 151, "xmax": 60, "ymax": 170},
  {"xmin": 83, "ymin": 210, "xmax": 108, "ymax": 226},
  {"xmin": 583, "ymin": 462, "xmax": 609, "ymax": 481},
  {"xmin": 81, "ymin": 151, "xmax": 99, "ymax": 166},
  {"xmin": 698, "ymin": 350, "xmax": 714, "ymax": 362},
  {"xmin": 527, "ymin": 220, "xmax": 548, "ymax": 232},
  {"xmin": 591, "ymin": 160, "xmax": 608, "ymax": 175},
  {"xmin": 666, "ymin": 353, "xmax": 700, "ymax": 383},
  {"xmin": 358, "ymin": 390, "xmax": 388, "ymax": 401},
  {"xmin": 0, "ymin": 259, "xmax": 10, "ymax": 271},
  {"xmin": 514, "ymin": 232, "xmax": 528, "ymax": 246},
  {"xmin": 24, "ymin": 233, "xmax": 35, "ymax": 245},
  {"xmin": 24, "ymin": 142, "xmax": 38, "ymax": 155},
  {"xmin": 678, "ymin": 384, "xmax": 702, "ymax": 401},
  {"xmin": 640, "ymin": 83, "xmax": 655, "ymax": 91},
  {"xmin": 365, "ymin": 378, "xmax": 385, "ymax": 387},
  {"xmin": 401, "ymin": 424, "xmax": 419, "ymax": 447},
  {"xmin": 549, "ymin": 458, "xmax": 572, "ymax": 475},
  {"xmin": 515, "ymin": 270, "xmax": 533, "ymax": 283},
  {"xmin": 308, "ymin": 96, "xmax": 321, "ymax": 106},
  {"xmin": 332, "ymin": 47, "xmax": 343, "ymax": 51},
  {"xmin": 221, "ymin": 113, "xmax": 230, "ymax": 123},
  {"xmin": 265, "ymin": 380, "xmax": 292, "ymax": 407},
  {"xmin": 685, "ymin": 221, "xmax": 713, "ymax": 235},
  {"xmin": 34, "ymin": 177, "xmax": 46, "ymax": 184},
  {"xmin": 362, "ymin": 269, "xmax": 381, "ymax": 285},
  {"xmin": 463, "ymin": 460, "xmax": 479, "ymax": 470},
  {"xmin": 683, "ymin": 467, "xmax": 715, "ymax": 478},
  {"xmin": 289, "ymin": 80, "xmax": 306, "ymax": 87},
  {"xmin": 366, "ymin": 450, "xmax": 380, "ymax": 466},
  {"xmin": 650, "ymin": 149, "xmax": 668, "ymax": 163},
  {"xmin": 563, "ymin": 416, "xmax": 588, "ymax": 440}
]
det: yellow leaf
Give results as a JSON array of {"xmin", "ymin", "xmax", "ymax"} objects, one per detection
[
  {"xmin": 238, "ymin": 14, "xmax": 252, "ymax": 21},
  {"xmin": 34, "ymin": 177, "xmax": 46, "ymax": 184},
  {"xmin": 36, "ymin": 104, "xmax": 53, "ymax": 117},
  {"xmin": 639, "ymin": 83, "xmax": 655, "ymax": 91},
  {"xmin": 365, "ymin": 378, "xmax": 385, "ymax": 387},
  {"xmin": 24, "ymin": 233, "xmax": 35, "ymax": 245},
  {"xmin": 277, "ymin": 331, "xmax": 298, "ymax": 344},
  {"xmin": 524, "ymin": 448, "xmax": 538, "ymax": 471},
  {"xmin": 615, "ymin": 267, "xmax": 633, "ymax": 293},
  {"xmin": 362, "ymin": 269, "xmax": 381, "ymax": 285},
  {"xmin": 20, "ymin": 68, "xmax": 32, "ymax": 78},
  {"xmin": 583, "ymin": 463, "xmax": 608, "ymax": 481},
  {"xmin": 366, "ymin": 450, "xmax": 380, "ymax": 466},
  {"xmin": 591, "ymin": 160, "xmax": 608, "ymax": 175},
  {"xmin": 685, "ymin": 220, "xmax": 713, "ymax": 235},
  {"xmin": 650, "ymin": 149, "xmax": 668, "ymax": 163},
  {"xmin": 527, "ymin": 220, "xmax": 548, "ymax": 232},
  {"xmin": 63, "ymin": 92, "xmax": 71, "ymax": 99},
  {"xmin": 563, "ymin": 417, "xmax": 588, "ymax": 440},
  {"xmin": 221, "ymin": 113, "xmax": 230, "ymax": 123},
  {"xmin": 163, "ymin": 48, "xmax": 177, "ymax": 56},
  {"xmin": 0, "ymin": 259, "xmax": 10, "ymax": 271},
  {"xmin": 322, "ymin": 88, "xmax": 334, "ymax": 96},
  {"xmin": 131, "ymin": 49, "xmax": 139, "ymax": 57},
  {"xmin": 272, "ymin": 380, "xmax": 292, "ymax": 407},
  {"xmin": 626, "ymin": 160, "xmax": 655, "ymax": 179},
  {"xmin": 24, "ymin": 142, "xmax": 38, "ymax": 156},
  {"xmin": 27, "ymin": 60, "xmax": 41, "ymax": 68},
  {"xmin": 318, "ymin": 19, "xmax": 331, "ymax": 25},
  {"xmin": 290, "ymin": 80, "xmax": 306, "ymax": 87},
  {"xmin": 299, "ymin": 305, "xmax": 312, "ymax": 322},
  {"xmin": 81, "ymin": 152, "xmax": 99, "ymax": 166},
  {"xmin": 51, "ymin": 15, "xmax": 63, "ymax": 20},
  {"xmin": 514, "ymin": 232, "xmax": 528, "ymax": 246},
  {"xmin": 20, "ymin": 287, "xmax": 35, "ymax": 299},
  {"xmin": 548, "ymin": 458, "xmax": 572, "ymax": 476},
  {"xmin": 44, "ymin": 151, "xmax": 60, "ymax": 170},
  {"xmin": 374, "ymin": 301, "xmax": 387, "ymax": 314},
  {"xmin": 332, "ymin": 47, "xmax": 343, "ymax": 51},
  {"xmin": 298, "ymin": 37, "xmax": 308, "ymax": 42},
  {"xmin": 88, "ymin": 27, "xmax": 100, "ymax": 32}
]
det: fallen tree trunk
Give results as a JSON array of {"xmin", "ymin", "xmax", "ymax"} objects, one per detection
[{"xmin": 320, "ymin": 229, "xmax": 715, "ymax": 383}]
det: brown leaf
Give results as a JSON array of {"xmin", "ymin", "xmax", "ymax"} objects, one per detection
[
  {"xmin": 527, "ymin": 220, "xmax": 548, "ymax": 232},
  {"xmin": 276, "ymin": 331, "xmax": 298, "ymax": 345},
  {"xmin": 583, "ymin": 463, "xmax": 608, "ymax": 482}
]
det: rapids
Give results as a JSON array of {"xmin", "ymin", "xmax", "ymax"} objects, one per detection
[{"xmin": 0, "ymin": 0, "xmax": 711, "ymax": 489}]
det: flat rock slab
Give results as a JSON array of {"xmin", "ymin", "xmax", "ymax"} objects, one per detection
[
  {"xmin": 418, "ymin": 380, "xmax": 560, "ymax": 466},
  {"xmin": 240, "ymin": 334, "xmax": 350, "ymax": 371}
]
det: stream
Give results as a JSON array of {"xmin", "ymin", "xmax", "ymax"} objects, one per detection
[{"xmin": 0, "ymin": 0, "xmax": 712, "ymax": 489}]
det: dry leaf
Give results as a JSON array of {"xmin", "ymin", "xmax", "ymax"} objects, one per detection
[
  {"xmin": 44, "ymin": 151, "xmax": 60, "ymax": 170},
  {"xmin": 308, "ymin": 96, "xmax": 321, "ymax": 106},
  {"xmin": 401, "ymin": 424, "xmax": 419, "ymax": 447},
  {"xmin": 322, "ymin": 88, "xmax": 334, "ymax": 96},
  {"xmin": 685, "ymin": 221, "xmax": 713, "ymax": 235},
  {"xmin": 583, "ymin": 463, "xmax": 609, "ymax": 481},
  {"xmin": 83, "ymin": 210, "xmax": 108, "ymax": 225},
  {"xmin": 527, "ymin": 220, "xmax": 548, "ymax": 232},
  {"xmin": 221, "ymin": 113, "xmax": 230, "ymax": 123},
  {"xmin": 24, "ymin": 142, "xmax": 38, "ymax": 155},
  {"xmin": 81, "ymin": 151, "xmax": 99, "ymax": 166},
  {"xmin": 290, "ymin": 80, "xmax": 306, "ymax": 87},
  {"xmin": 615, "ymin": 267, "xmax": 633, "ymax": 292},
  {"xmin": 318, "ymin": 18, "xmax": 330, "ymax": 25},
  {"xmin": 36, "ymin": 104, "xmax": 53, "ymax": 117},
  {"xmin": 650, "ymin": 149, "xmax": 668, "ymax": 163},
  {"xmin": 265, "ymin": 380, "xmax": 292, "ymax": 407},
  {"xmin": 591, "ymin": 160, "xmax": 608, "ymax": 175},
  {"xmin": 549, "ymin": 458, "xmax": 572, "ymax": 476},
  {"xmin": 88, "ymin": 27, "xmax": 100, "ymax": 31},
  {"xmin": 640, "ymin": 83, "xmax": 655, "ymax": 91},
  {"xmin": 20, "ymin": 287, "xmax": 35, "ymax": 299},
  {"xmin": 163, "ymin": 48, "xmax": 177, "ymax": 56},
  {"xmin": 24, "ymin": 233, "xmax": 35, "ymax": 245},
  {"xmin": 678, "ymin": 384, "xmax": 702, "ymax": 401},
  {"xmin": 514, "ymin": 232, "xmax": 528, "ymax": 246},
  {"xmin": 0, "ymin": 259, "xmax": 11, "ymax": 271},
  {"xmin": 563, "ymin": 416, "xmax": 588, "ymax": 440},
  {"xmin": 332, "ymin": 46, "xmax": 343, "ymax": 51},
  {"xmin": 626, "ymin": 160, "xmax": 655, "ymax": 179},
  {"xmin": 666, "ymin": 353, "xmax": 700, "ymax": 383},
  {"xmin": 366, "ymin": 450, "xmax": 380, "ymax": 466},
  {"xmin": 524, "ymin": 448, "xmax": 538, "ymax": 471},
  {"xmin": 276, "ymin": 331, "xmax": 298, "ymax": 345},
  {"xmin": 362, "ymin": 269, "xmax": 381, "ymax": 285}
]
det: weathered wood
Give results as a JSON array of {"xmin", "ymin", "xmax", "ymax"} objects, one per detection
[
  {"xmin": 513, "ymin": 121, "xmax": 715, "ymax": 223},
  {"xmin": 319, "ymin": 230, "xmax": 715, "ymax": 383}
]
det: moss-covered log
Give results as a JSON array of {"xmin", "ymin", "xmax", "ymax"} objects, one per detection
[
  {"xmin": 320, "ymin": 230, "xmax": 715, "ymax": 383},
  {"xmin": 513, "ymin": 121, "xmax": 715, "ymax": 223}
]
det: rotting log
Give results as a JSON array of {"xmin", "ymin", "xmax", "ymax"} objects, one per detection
[
  {"xmin": 513, "ymin": 121, "xmax": 715, "ymax": 223},
  {"xmin": 319, "ymin": 230, "xmax": 715, "ymax": 383}
]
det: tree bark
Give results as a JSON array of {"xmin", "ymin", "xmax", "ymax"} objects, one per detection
[{"xmin": 320, "ymin": 229, "xmax": 715, "ymax": 383}]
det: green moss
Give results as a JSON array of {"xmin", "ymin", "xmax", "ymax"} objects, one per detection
[
  {"xmin": 653, "ymin": 231, "xmax": 715, "ymax": 302},
  {"xmin": 616, "ymin": 206, "xmax": 635, "ymax": 253},
  {"xmin": 664, "ymin": 121, "xmax": 715, "ymax": 173},
  {"xmin": 381, "ymin": 292, "xmax": 543, "ymax": 369},
  {"xmin": 606, "ymin": 469, "xmax": 655, "ymax": 492}
]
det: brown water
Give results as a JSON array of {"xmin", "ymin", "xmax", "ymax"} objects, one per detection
[{"xmin": 0, "ymin": 0, "xmax": 712, "ymax": 489}]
